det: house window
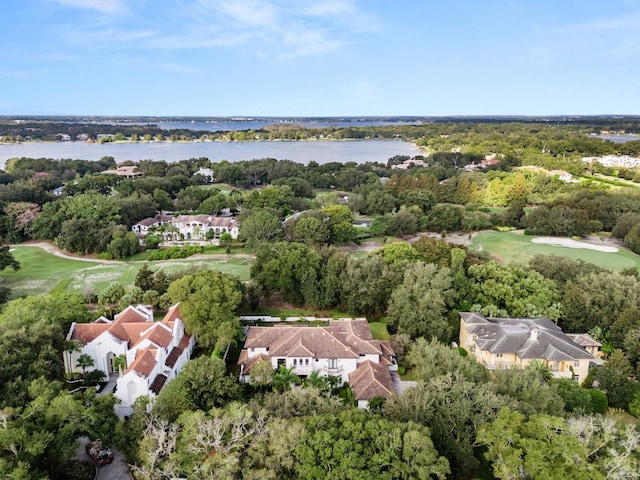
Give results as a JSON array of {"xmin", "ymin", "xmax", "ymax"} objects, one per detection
[
  {"xmin": 496, "ymin": 353, "xmax": 503, "ymax": 358},
  {"xmin": 573, "ymin": 361, "xmax": 580, "ymax": 368},
  {"xmin": 305, "ymin": 359, "xmax": 309, "ymax": 366},
  {"xmin": 328, "ymin": 358, "xmax": 338, "ymax": 369},
  {"xmin": 277, "ymin": 359, "xmax": 285, "ymax": 367},
  {"xmin": 552, "ymin": 362, "xmax": 560, "ymax": 372},
  {"xmin": 293, "ymin": 359, "xmax": 297, "ymax": 366}
]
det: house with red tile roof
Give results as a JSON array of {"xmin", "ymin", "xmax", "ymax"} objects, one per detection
[
  {"xmin": 131, "ymin": 213, "xmax": 238, "ymax": 240},
  {"xmin": 64, "ymin": 303, "xmax": 194, "ymax": 416},
  {"xmin": 238, "ymin": 319, "xmax": 397, "ymax": 408}
]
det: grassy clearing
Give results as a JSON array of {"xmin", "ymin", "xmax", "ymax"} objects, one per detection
[
  {"xmin": 198, "ymin": 183, "xmax": 238, "ymax": 193},
  {"xmin": 369, "ymin": 321, "xmax": 390, "ymax": 341},
  {"xmin": 0, "ymin": 246, "xmax": 252, "ymax": 298},
  {"xmin": 469, "ymin": 231, "xmax": 640, "ymax": 270}
]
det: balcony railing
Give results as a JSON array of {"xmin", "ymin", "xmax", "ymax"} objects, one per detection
[{"xmin": 321, "ymin": 365, "xmax": 343, "ymax": 374}]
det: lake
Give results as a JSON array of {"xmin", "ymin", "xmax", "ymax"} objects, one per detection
[
  {"xmin": 0, "ymin": 140, "xmax": 420, "ymax": 169},
  {"xmin": 64, "ymin": 118, "xmax": 423, "ymax": 132},
  {"xmin": 595, "ymin": 134, "xmax": 640, "ymax": 143}
]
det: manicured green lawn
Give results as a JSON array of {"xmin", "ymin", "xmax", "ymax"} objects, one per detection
[
  {"xmin": 369, "ymin": 321, "xmax": 390, "ymax": 341},
  {"xmin": 0, "ymin": 246, "xmax": 252, "ymax": 298},
  {"xmin": 470, "ymin": 231, "xmax": 640, "ymax": 270}
]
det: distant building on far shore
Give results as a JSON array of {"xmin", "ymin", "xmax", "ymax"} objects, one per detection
[{"xmin": 582, "ymin": 155, "xmax": 640, "ymax": 168}]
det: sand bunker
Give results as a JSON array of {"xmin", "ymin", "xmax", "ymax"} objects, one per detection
[{"xmin": 531, "ymin": 237, "xmax": 619, "ymax": 253}]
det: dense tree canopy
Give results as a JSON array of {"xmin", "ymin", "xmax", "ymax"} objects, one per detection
[{"xmin": 168, "ymin": 269, "xmax": 243, "ymax": 351}]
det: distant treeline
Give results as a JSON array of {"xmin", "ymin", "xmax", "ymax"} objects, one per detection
[{"xmin": 2, "ymin": 119, "xmax": 640, "ymax": 146}]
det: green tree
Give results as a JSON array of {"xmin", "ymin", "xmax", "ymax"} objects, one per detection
[
  {"xmin": 239, "ymin": 210, "xmax": 283, "ymax": 247},
  {"xmin": 376, "ymin": 242, "xmax": 422, "ymax": 265},
  {"xmin": 135, "ymin": 263, "xmax": 155, "ymax": 292},
  {"xmin": 477, "ymin": 408, "xmax": 602, "ymax": 480},
  {"xmin": 168, "ymin": 270, "xmax": 243, "ymax": 350},
  {"xmin": 143, "ymin": 233, "xmax": 162, "ymax": 249},
  {"xmin": 219, "ymin": 232, "xmax": 233, "ymax": 250},
  {"xmin": 467, "ymin": 261, "xmax": 560, "ymax": 319},
  {"xmin": 155, "ymin": 356, "xmax": 240, "ymax": 422},
  {"xmin": 595, "ymin": 349, "xmax": 638, "ymax": 409},
  {"xmin": 106, "ymin": 226, "xmax": 139, "ymax": 259},
  {"xmin": 321, "ymin": 204, "xmax": 356, "ymax": 244},
  {"xmin": 387, "ymin": 262, "xmax": 455, "ymax": 341},
  {"xmin": 0, "ymin": 244, "xmax": 20, "ymax": 272},
  {"xmin": 251, "ymin": 242, "xmax": 321, "ymax": 306},
  {"xmin": 272, "ymin": 365, "xmax": 301, "ymax": 393},
  {"xmin": 294, "ymin": 409, "xmax": 450, "ymax": 480},
  {"xmin": 76, "ymin": 353, "xmax": 94, "ymax": 374},
  {"xmin": 249, "ymin": 359, "xmax": 275, "ymax": 388},
  {"xmin": 340, "ymin": 254, "xmax": 404, "ymax": 318},
  {"xmin": 293, "ymin": 216, "xmax": 330, "ymax": 245}
]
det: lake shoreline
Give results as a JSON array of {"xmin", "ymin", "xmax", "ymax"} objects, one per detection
[{"xmin": 0, "ymin": 139, "xmax": 422, "ymax": 167}]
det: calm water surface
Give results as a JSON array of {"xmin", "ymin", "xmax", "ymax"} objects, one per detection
[{"xmin": 0, "ymin": 140, "xmax": 420, "ymax": 169}]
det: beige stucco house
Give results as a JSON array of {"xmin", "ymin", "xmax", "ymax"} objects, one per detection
[
  {"xmin": 459, "ymin": 312, "xmax": 599, "ymax": 383},
  {"xmin": 238, "ymin": 319, "xmax": 397, "ymax": 408}
]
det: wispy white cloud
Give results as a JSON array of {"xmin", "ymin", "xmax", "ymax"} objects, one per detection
[
  {"xmin": 535, "ymin": 9, "xmax": 640, "ymax": 62},
  {"xmin": 48, "ymin": 0, "xmax": 127, "ymax": 14},
  {"xmin": 51, "ymin": 0, "xmax": 380, "ymax": 60}
]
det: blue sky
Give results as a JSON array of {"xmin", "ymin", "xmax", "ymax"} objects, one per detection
[{"xmin": 2, "ymin": 0, "xmax": 640, "ymax": 116}]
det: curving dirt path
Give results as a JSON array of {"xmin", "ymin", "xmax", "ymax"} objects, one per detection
[
  {"xmin": 13, "ymin": 241, "xmax": 256, "ymax": 263},
  {"xmin": 14, "ymin": 241, "xmax": 122, "ymax": 263}
]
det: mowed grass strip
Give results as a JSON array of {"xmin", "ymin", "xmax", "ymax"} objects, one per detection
[
  {"xmin": 470, "ymin": 231, "xmax": 640, "ymax": 270},
  {"xmin": 0, "ymin": 246, "xmax": 252, "ymax": 298}
]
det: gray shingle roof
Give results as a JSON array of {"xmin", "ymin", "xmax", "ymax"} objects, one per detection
[{"xmin": 462, "ymin": 313, "xmax": 594, "ymax": 362}]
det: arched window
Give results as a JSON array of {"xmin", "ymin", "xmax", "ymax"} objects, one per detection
[{"xmin": 293, "ymin": 359, "xmax": 297, "ymax": 366}]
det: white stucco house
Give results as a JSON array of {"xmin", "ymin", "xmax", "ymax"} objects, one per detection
[
  {"xmin": 65, "ymin": 304, "xmax": 194, "ymax": 416},
  {"xmin": 171, "ymin": 214, "xmax": 239, "ymax": 240},
  {"xmin": 238, "ymin": 319, "xmax": 397, "ymax": 408},
  {"xmin": 132, "ymin": 213, "xmax": 238, "ymax": 240}
]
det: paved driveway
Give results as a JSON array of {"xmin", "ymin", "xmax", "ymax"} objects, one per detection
[{"xmin": 72, "ymin": 437, "xmax": 132, "ymax": 480}]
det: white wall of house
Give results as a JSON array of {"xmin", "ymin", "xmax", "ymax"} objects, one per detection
[{"xmin": 64, "ymin": 326, "xmax": 127, "ymax": 376}]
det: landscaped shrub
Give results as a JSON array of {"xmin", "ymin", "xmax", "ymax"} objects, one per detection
[
  {"xmin": 146, "ymin": 245, "xmax": 204, "ymax": 260},
  {"xmin": 589, "ymin": 388, "xmax": 608, "ymax": 414}
]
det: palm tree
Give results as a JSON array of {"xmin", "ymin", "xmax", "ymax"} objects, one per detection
[
  {"xmin": 304, "ymin": 370, "xmax": 330, "ymax": 394},
  {"xmin": 325, "ymin": 374, "xmax": 342, "ymax": 392},
  {"xmin": 112, "ymin": 354, "xmax": 127, "ymax": 376},
  {"xmin": 272, "ymin": 365, "xmax": 301, "ymax": 393},
  {"xmin": 526, "ymin": 359, "xmax": 554, "ymax": 384},
  {"xmin": 76, "ymin": 354, "xmax": 94, "ymax": 375}
]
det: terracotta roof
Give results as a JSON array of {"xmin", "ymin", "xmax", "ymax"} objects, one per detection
[
  {"xmin": 71, "ymin": 323, "xmax": 109, "ymax": 344},
  {"xmin": 126, "ymin": 347, "xmax": 158, "ymax": 378},
  {"xmin": 134, "ymin": 217, "xmax": 159, "ymax": 228},
  {"xmin": 243, "ymin": 319, "xmax": 383, "ymax": 360},
  {"xmin": 165, "ymin": 346, "xmax": 184, "ymax": 368},
  {"xmin": 238, "ymin": 351, "xmax": 270, "ymax": 374},
  {"xmin": 173, "ymin": 214, "xmax": 236, "ymax": 228},
  {"xmin": 162, "ymin": 304, "xmax": 182, "ymax": 325},
  {"xmin": 115, "ymin": 306, "xmax": 151, "ymax": 324},
  {"xmin": 177, "ymin": 333, "xmax": 191, "ymax": 350},
  {"xmin": 349, "ymin": 361, "xmax": 395, "ymax": 400},
  {"xmin": 132, "ymin": 323, "xmax": 173, "ymax": 349},
  {"xmin": 149, "ymin": 374, "xmax": 168, "ymax": 395}
]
